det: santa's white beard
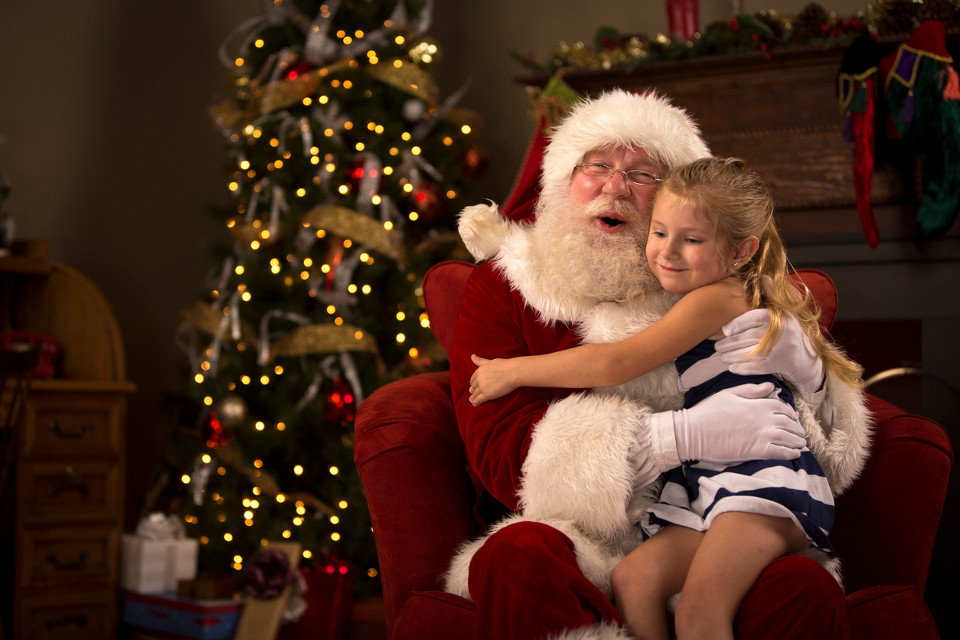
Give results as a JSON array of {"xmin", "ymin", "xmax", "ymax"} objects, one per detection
[{"xmin": 529, "ymin": 192, "xmax": 660, "ymax": 305}]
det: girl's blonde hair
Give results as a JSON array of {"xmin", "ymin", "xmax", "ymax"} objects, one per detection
[{"xmin": 655, "ymin": 157, "xmax": 863, "ymax": 388}]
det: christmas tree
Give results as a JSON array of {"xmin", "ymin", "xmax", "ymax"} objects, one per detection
[{"xmin": 165, "ymin": 0, "xmax": 484, "ymax": 595}]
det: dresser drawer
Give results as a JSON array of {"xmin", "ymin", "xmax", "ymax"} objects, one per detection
[
  {"xmin": 18, "ymin": 460, "xmax": 121, "ymax": 524},
  {"xmin": 21, "ymin": 392, "xmax": 123, "ymax": 458},
  {"xmin": 19, "ymin": 526, "xmax": 119, "ymax": 588},
  {"xmin": 18, "ymin": 590, "xmax": 116, "ymax": 640}
]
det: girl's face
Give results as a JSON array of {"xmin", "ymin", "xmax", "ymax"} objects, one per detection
[{"xmin": 645, "ymin": 191, "xmax": 733, "ymax": 294}]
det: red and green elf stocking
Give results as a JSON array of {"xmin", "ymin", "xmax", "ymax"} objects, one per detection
[
  {"xmin": 883, "ymin": 20, "xmax": 960, "ymax": 240},
  {"xmin": 839, "ymin": 34, "xmax": 885, "ymax": 247}
]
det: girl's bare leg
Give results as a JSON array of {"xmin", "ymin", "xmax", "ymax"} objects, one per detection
[
  {"xmin": 672, "ymin": 512, "xmax": 808, "ymax": 640},
  {"xmin": 611, "ymin": 526, "xmax": 702, "ymax": 640}
]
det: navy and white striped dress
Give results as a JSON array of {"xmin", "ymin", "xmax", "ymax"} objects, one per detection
[{"xmin": 641, "ymin": 339, "xmax": 835, "ymax": 557}]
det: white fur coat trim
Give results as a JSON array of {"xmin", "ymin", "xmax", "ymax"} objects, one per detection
[
  {"xmin": 519, "ymin": 392, "xmax": 656, "ymax": 540},
  {"xmin": 546, "ymin": 621, "xmax": 637, "ymax": 640},
  {"xmin": 797, "ymin": 367, "xmax": 873, "ymax": 494}
]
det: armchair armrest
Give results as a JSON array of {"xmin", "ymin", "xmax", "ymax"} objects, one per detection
[
  {"xmin": 354, "ymin": 371, "xmax": 479, "ymax": 631},
  {"xmin": 832, "ymin": 394, "xmax": 953, "ymax": 596}
]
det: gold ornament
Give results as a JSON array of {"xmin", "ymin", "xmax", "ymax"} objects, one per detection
[
  {"xmin": 408, "ymin": 37, "xmax": 441, "ymax": 65},
  {"xmin": 217, "ymin": 394, "xmax": 247, "ymax": 428}
]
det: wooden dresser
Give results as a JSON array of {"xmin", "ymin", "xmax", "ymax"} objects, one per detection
[{"xmin": 1, "ymin": 244, "xmax": 134, "ymax": 640}]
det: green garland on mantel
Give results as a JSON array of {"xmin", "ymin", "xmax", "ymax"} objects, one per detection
[{"xmin": 513, "ymin": 0, "xmax": 960, "ymax": 76}]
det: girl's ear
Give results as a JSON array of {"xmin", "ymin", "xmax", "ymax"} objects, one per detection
[{"xmin": 735, "ymin": 235, "xmax": 760, "ymax": 265}]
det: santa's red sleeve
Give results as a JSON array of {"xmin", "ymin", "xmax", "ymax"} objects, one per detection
[{"xmin": 449, "ymin": 261, "xmax": 580, "ymax": 514}]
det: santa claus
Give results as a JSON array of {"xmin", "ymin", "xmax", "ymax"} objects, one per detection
[{"xmin": 443, "ymin": 90, "xmax": 871, "ymax": 639}]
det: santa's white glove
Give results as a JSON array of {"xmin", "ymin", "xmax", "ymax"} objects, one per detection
[
  {"xmin": 716, "ymin": 309, "xmax": 824, "ymax": 395},
  {"xmin": 673, "ymin": 382, "xmax": 805, "ymax": 464}
]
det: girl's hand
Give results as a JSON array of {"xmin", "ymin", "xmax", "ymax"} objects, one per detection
[{"xmin": 469, "ymin": 354, "xmax": 520, "ymax": 406}]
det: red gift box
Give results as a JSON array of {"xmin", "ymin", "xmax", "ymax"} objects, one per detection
[{"xmin": 278, "ymin": 561, "xmax": 356, "ymax": 640}]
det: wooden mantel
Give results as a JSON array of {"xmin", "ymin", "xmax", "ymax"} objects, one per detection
[{"xmin": 516, "ymin": 38, "xmax": 960, "ymax": 250}]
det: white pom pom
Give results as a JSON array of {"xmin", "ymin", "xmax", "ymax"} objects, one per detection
[{"xmin": 457, "ymin": 201, "xmax": 512, "ymax": 261}]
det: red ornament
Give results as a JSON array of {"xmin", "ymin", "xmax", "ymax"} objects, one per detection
[
  {"xmin": 325, "ymin": 378, "xmax": 356, "ymax": 426},
  {"xmin": 284, "ymin": 62, "xmax": 314, "ymax": 80},
  {"xmin": 202, "ymin": 410, "xmax": 229, "ymax": 449},
  {"xmin": 463, "ymin": 146, "xmax": 490, "ymax": 178},
  {"xmin": 347, "ymin": 155, "xmax": 385, "ymax": 193},
  {"xmin": 323, "ymin": 241, "xmax": 345, "ymax": 291},
  {"xmin": 407, "ymin": 182, "xmax": 444, "ymax": 222}
]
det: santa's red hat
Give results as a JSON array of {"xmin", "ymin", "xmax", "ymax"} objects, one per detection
[
  {"xmin": 501, "ymin": 89, "xmax": 711, "ymax": 223},
  {"xmin": 460, "ymin": 89, "xmax": 711, "ymax": 259}
]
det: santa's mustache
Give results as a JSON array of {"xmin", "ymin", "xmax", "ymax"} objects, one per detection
[
  {"xmin": 585, "ymin": 196, "xmax": 639, "ymax": 219},
  {"xmin": 580, "ymin": 196, "xmax": 648, "ymax": 249}
]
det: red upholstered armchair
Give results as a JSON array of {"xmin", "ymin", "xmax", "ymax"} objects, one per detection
[{"xmin": 354, "ymin": 260, "xmax": 952, "ymax": 640}]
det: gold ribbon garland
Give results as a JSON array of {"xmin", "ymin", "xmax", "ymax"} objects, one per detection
[
  {"xmin": 210, "ymin": 58, "xmax": 439, "ymax": 135},
  {"xmin": 180, "ymin": 301, "xmax": 382, "ymax": 372},
  {"xmin": 269, "ymin": 322, "xmax": 385, "ymax": 375},
  {"xmin": 214, "ymin": 440, "xmax": 335, "ymax": 517},
  {"xmin": 257, "ymin": 60, "xmax": 351, "ymax": 114},
  {"xmin": 301, "ymin": 204, "xmax": 407, "ymax": 263},
  {"xmin": 180, "ymin": 301, "xmax": 260, "ymax": 349},
  {"xmin": 367, "ymin": 58, "xmax": 439, "ymax": 108}
]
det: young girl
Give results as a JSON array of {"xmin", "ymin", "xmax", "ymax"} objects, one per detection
[{"xmin": 468, "ymin": 157, "xmax": 864, "ymax": 640}]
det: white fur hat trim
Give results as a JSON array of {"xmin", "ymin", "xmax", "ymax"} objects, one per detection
[{"xmin": 541, "ymin": 89, "xmax": 711, "ymax": 200}]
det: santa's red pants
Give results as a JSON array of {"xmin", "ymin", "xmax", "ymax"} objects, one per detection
[{"xmin": 468, "ymin": 521, "xmax": 848, "ymax": 640}]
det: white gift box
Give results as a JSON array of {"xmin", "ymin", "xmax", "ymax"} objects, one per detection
[{"xmin": 121, "ymin": 534, "xmax": 199, "ymax": 594}]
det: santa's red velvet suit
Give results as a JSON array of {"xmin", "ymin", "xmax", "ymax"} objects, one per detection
[{"xmin": 443, "ymin": 91, "xmax": 871, "ymax": 640}]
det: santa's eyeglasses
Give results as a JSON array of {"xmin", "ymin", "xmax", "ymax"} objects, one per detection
[{"xmin": 576, "ymin": 163, "xmax": 662, "ymax": 186}]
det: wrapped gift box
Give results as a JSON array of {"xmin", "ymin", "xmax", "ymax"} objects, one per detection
[
  {"xmin": 122, "ymin": 533, "xmax": 199, "ymax": 594},
  {"xmin": 278, "ymin": 559, "xmax": 355, "ymax": 640},
  {"xmin": 121, "ymin": 590, "xmax": 244, "ymax": 640}
]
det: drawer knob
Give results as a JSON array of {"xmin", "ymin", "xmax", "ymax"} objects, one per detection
[
  {"xmin": 49, "ymin": 419, "xmax": 94, "ymax": 438},
  {"xmin": 47, "ymin": 466, "xmax": 91, "ymax": 497},
  {"xmin": 46, "ymin": 549, "xmax": 90, "ymax": 570},
  {"xmin": 45, "ymin": 614, "xmax": 88, "ymax": 630}
]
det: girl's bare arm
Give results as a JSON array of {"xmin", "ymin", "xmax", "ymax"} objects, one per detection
[{"xmin": 470, "ymin": 279, "xmax": 750, "ymax": 404}]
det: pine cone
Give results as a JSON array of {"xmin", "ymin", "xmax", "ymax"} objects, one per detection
[
  {"xmin": 917, "ymin": 0, "xmax": 960, "ymax": 30},
  {"xmin": 873, "ymin": 0, "xmax": 919, "ymax": 37},
  {"xmin": 755, "ymin": 10, "xmax": 790, "ymax": 41},
  {"xmin": 792, "ymin": 3, "xmax": 832, "ymax": 42}
]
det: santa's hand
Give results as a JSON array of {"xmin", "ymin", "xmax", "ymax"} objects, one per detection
[
  {"xmin": 716, "ymin": 309, "xmax": 824, "ymax": 395},
  {"xmin": 673, "ymin": 382, "xmax": 805, "ymax": 464}
]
